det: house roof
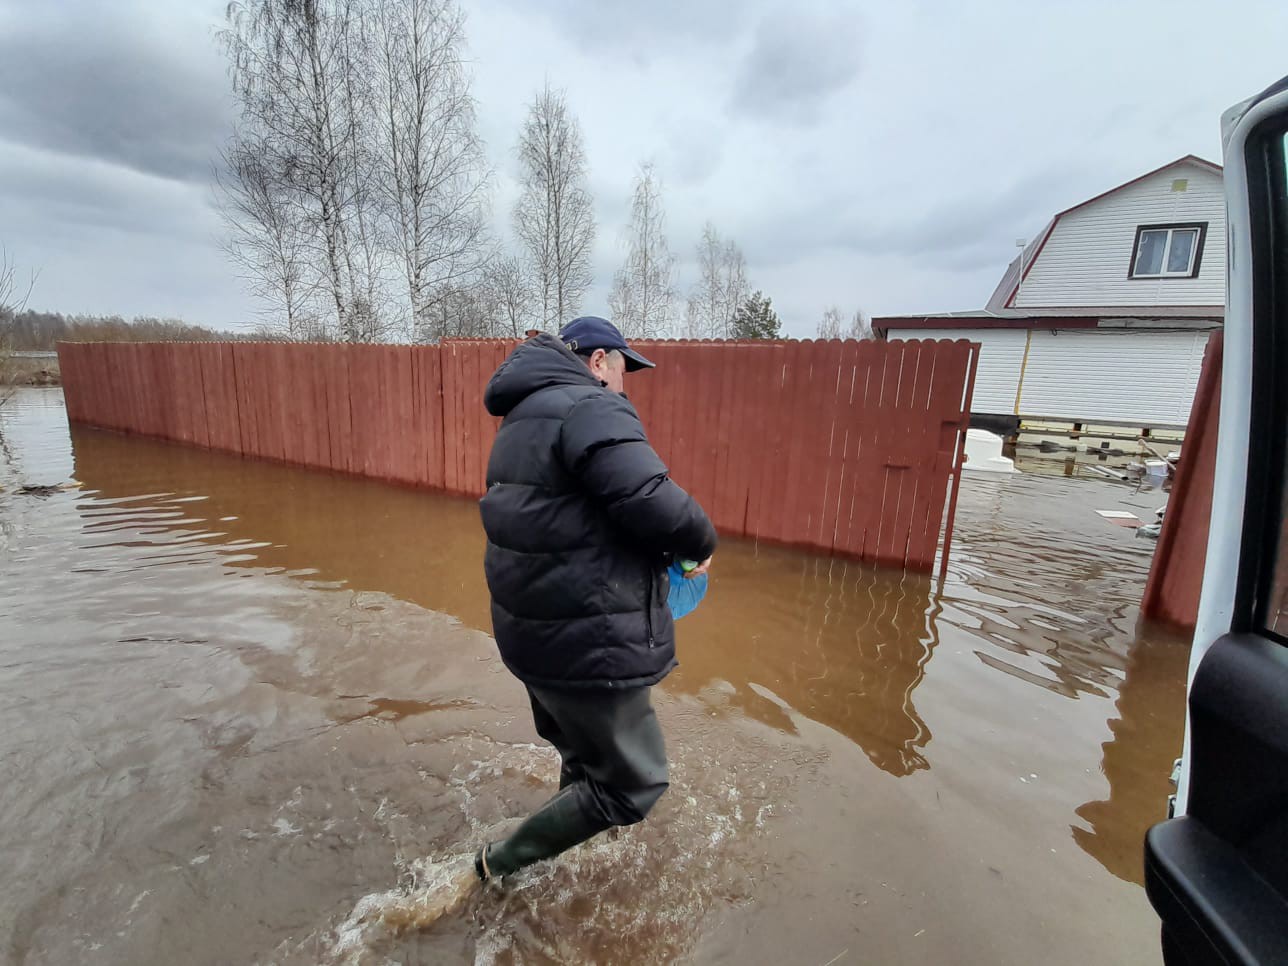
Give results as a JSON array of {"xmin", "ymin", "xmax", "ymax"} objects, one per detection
[
  {"xmin": 985, "ymin": 155, "xmax": 1223, "ymax": 312},
  {"xmin": 871, "ymin": 306, "xmax": 1224, "ymax": 336}
]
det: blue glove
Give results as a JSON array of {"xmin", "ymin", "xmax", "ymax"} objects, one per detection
[{"xmin": 666, "ymin": 561, "xmax": 708, "ymax": 620}]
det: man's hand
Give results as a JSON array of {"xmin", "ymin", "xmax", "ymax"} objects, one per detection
[{"xmin": 684, "ymin": 556, "xmax": 713, "ymax": 579}]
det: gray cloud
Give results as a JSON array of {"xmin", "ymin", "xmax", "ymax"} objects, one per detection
[
  {"xmin": 496, "ymin": 0, "xmax": 751, "ymax": 59},
  {"xmin": 0, "ymin": 4, "xmax": 230, "ymax": 184},
  {"xmin": 736, "ymin": 162, "xmax": 1089, "ymax": 280},
  {"xmin": 658, "ymin": 118, "xmax": 726, "ymax": 186},
  {"xmin": 729, "ymin": 8, "xmax": 863, "ymax": 124},
  {"xmin": 2, "ymin": 0, "xmax": 1283, "ymax": 331}
]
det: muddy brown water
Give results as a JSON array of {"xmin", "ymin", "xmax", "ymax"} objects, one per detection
[{"xmin": 0, "ymin": 388, "xmax": 1187, "ymax": 965}]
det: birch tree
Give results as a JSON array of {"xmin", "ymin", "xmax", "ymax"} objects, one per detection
[
  {"xmin": 372, "ymin": 0, "xmax": 490, "ymax": 342},
  {"xmin": 684, "ymin": 221, "xmax": 749, "ymax": 339},
  {"xmin": 608, "ymin": 163, "xmax": 675, "ymax": 339},
  {"xmin": 217, "ymin": 137, "xmax": 318, "ymax": 339},
  {"xmin": 221, "ymin": 0, "xmax": 388, "ymax": 342},
  {"xmin": 513, "ymin": 83, "xmax": 596, "ymax": 327}
]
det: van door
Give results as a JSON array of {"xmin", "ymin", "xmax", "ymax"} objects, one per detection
[{"xmin": 1143, "ymin": 76, "xmax": 1288, "ymax": 965}]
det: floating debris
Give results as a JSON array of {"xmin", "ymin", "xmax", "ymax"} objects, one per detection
[
  {"xmin": 16, "ymin": 481, "xmax": 82, "ymax": 497},
  {"xmin": 1095, "ymin": 510, "xmax": 1142, "ymax": 529}
]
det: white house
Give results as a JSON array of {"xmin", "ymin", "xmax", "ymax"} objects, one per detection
[{"xmin": 875, "ymin": 156, "xmax": 1224, "ymax": 430}]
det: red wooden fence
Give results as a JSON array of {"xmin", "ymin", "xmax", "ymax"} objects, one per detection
[
  {"xmin": 1141, "ymin": 331, "xmax": 1223, "ymax": 628},
  {"xmin": 58, "ymin": 337, "xmax": 978, "ymax": 572}
]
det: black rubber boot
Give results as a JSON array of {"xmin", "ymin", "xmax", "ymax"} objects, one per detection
[{"xmin": 475, "ymin": 786, "xmax": 611, "ymax": 880}]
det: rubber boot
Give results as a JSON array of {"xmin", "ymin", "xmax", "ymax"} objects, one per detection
[{"xmin": 475, "ymin": 785, "xmax": 610, "ymax": 880}]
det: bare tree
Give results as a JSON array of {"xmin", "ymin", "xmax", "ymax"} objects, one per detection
[
  {"xmin": 216, "ymin": 137, "xmax": 320, "ymax": 339},
  {"xmin": 684, "ymin": 221, "xmax": 749, "ymax": 339},
  {"xmin": 817, "ymin": 304, "xmax": 872, "ymax": 340},
  {"xmin": 221, "ymin": 0, "xmax": 390, "ymax": 342},
  {"xmin": 608, "ymin": 163, "xmax": 676, "ymax": 339},
  {"xmin": 483, "ymin": 253, "xmax": 536, "ymax": 338},
  {"xmin": 850, "ymin": 308, "xmax": 872, "ymax": 340},
  {"xmin": 0, "ymin": 248, "xmax": 35, "ymax": 321},
  {"xmin": 817, "ymin": 305, "xmax": 844, "ymax": 339},
  {"xmin": 372, "ymin": 0, "xmax": 490, "ymax": 342},
  {"xmin": 0, "ymin": 247, "xmax": 36, "ymax": 405},
  {"xmin": 417, "ymin": 280, "xmax": 504, "ymax": 340},
  {"xmin": 513, "ymin": 82, "xmax": 596, "ymax": 327}
]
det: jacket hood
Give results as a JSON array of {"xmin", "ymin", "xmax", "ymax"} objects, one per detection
[{"xmin": 484, "ymin": 334, "xmax": 603, "ymax": 416}]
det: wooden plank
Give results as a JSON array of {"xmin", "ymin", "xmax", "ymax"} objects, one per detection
[
  {"xmin": 468, "ymin": 343, "xmax": 485, "ymax": 494},
  {"xmin": 444, "ymin": 343, "xmax": 463, "ymax": 492},
  {"xmin": 743, "ymin": 341, "xmax": 786, "ymax": 539},
  {"xmin": 686, "ymin": 343, "xmax": 721, "ymax": 517},
  {"xmin": 853, "ymin": 340, "xmax": 896, "ymax": 561},
  {"xmin": 829, "ymin": 342, "xmax": 864, "ymax": 555},
  {"xmin": 769, "ymin": 341, "xmax": 813, "ymax": 544},
  {"xmin": 409, "ymin": 345, "xmax": 430, "ymax": 486},
  {"xmin": 647, "ymin": 343, "xmax": 680, "ymax": 479},
  {"xmin": 236, "ymin": 343, "xmax": 261, "ymax": 458},
  {"xmin": 816, "ymin": 340, "xmax": 859, "ymax": 550},
  {"xmin": 797, "ymin": 339, "xmax": 842, "ymax": 547},
  {"xmin": 304, "ymin": 343, "xmax": 328, "ymax": 469},
  {"xmin": 708, "ymin": 341, "xmax": 743, "ymax": 532},
  {"xmin": 883, "ymin": 339, "xmax": 925, "ymax": 566},
  {"xmin": 425, "ymin": 345, "xmax": 444, "ymax": 489},
  {"xmin": 331, "ymin": 344, "xmax": 352, "ymax": 474},
  {"xmin": 921, "ymin": 340, "xmax": 972, "ymax": 570},
  {"xmin": 901, "ymin": 339, "xmax": 943, "ymax": 570},
  {"xmin": 870, "ymin": 339, "xmax": 910, "ymax": 563}
]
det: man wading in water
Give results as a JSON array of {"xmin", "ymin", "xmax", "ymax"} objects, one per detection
[
  {"xmin": 384, "ymin": 317, "xmax": 714, "ymax": 927},
  {"xmin": 473, "ymin": 315, "xmax": 715, "ymax": 882}
]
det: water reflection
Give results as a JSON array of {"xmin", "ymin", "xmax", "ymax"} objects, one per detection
[
  {"xmin": 1073, "ymin": 631, "xmax": 1189, "ymax": 885},
  {"xmin": 70, "ymin": 425, "xmax": 942, "ymax": 778},
  {"xmin": 945, "ymin": 472, "xmax": 1167, "ymax": 700},
  {"xmin": 69, "ymin": 425, "xmax": 494, "ymax": 631},
  {"xmin": 674, "ymin": 553, "xmax": 938, "ymax": 776}
]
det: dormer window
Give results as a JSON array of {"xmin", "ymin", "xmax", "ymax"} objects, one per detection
[{"xmin": 1129, "ymin": 223, "xmax": 1208, "ymax": 278}]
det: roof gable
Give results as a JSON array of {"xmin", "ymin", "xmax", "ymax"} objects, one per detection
[{"xmin": 986, "ymin": 155, "xmax": 1223, "ymax": 311}]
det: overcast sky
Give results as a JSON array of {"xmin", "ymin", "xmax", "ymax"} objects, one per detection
[{"xmin": 1, "ymin": 0, "xmax": 1285, "ymax": 337}]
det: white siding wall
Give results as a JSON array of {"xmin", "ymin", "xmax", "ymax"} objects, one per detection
[
  {"xmin": 887, "ymin": 327, "xmax": 1026, "ymax": 414},
  {"xmin": 1017, "ymin": 329, "xmax": 1210, "ymax": 426},
  {"xmin": 1012, "ymin": 163, "xmax": 1226, "ymax": 308}
]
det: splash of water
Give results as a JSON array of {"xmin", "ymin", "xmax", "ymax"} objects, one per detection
[{"xmin": 329, "ymin": 854, "xmax": 482, "ymax": 964}]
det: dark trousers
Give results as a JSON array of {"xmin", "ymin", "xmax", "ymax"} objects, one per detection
[{"xmin": 526, "ymin": 683, "xmax": 669, "ymax": 827}]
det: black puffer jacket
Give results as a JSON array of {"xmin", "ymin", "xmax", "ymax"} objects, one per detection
[{"xmin": 480, "ymin": 335, "xmax": 717, "ymax": 689}]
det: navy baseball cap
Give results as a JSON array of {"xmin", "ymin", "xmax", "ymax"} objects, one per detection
[{"xmin": 559, "ymin": 316, "xmax": 655, "ymax": 371}]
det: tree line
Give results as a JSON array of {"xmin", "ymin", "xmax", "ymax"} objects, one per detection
[
  {"xmin": 0, "ymin": 310, "xmax": 243, "ymax": 350},
  {"xmin": 218, "ymin": 0, "xmax": 796, "ymax": 343}
]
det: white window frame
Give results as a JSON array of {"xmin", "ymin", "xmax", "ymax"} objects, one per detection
[{"xmin": 1129, "ymin": 222, "xmax": 1207, "ymax": 279}]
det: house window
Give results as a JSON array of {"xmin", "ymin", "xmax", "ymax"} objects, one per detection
[{"xmin": 1129, "ymin": 223, "xmax": 1208, "ymax": 279}]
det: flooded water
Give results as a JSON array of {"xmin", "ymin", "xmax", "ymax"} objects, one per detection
[{"xmin": 0, "ymin": 388, "xmax": 1188, "ymax": 965}]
